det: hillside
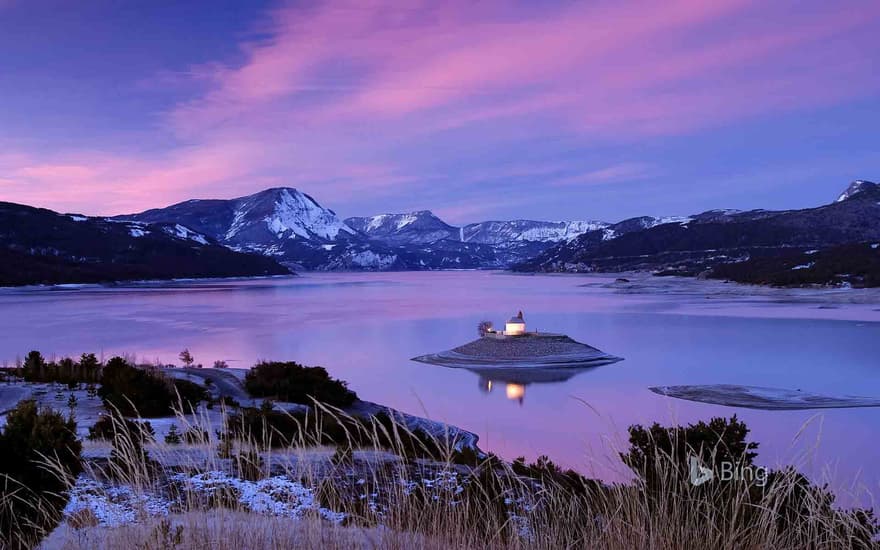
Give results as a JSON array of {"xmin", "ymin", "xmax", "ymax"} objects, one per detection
[
  {"xmin": 514, "ymin": 180, "xmax": 880, "ymax": 286},
  {"xmin": 0, "ymin": 202, "xmax": 291, "ymax": 286}
]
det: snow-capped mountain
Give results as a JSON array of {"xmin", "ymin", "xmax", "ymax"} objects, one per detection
[
  {"xmin": 119, "ymin": 190, "xmax": 495, "ymax": 270},
  {"xmin": 461, "ymin": 220, "xmax": 608, "ymax": 245},
  {"xmin": 125, "ymin": 188, "xmax": 354, "ymax": 248},
  {"xmin": 225, "ymin": 188, "xmax": 355, "ymax": 243},
  {"xmin": 516, "ymin": 180, "xmax": 880, "ymax": 276},
  {"xmin": 119, "ymin": 191, "xmax": 605, "ymax": 270},
  {"xmin": 118, "ymin": 180, "xmax": 879, "ymax": 274},
  {"xmin": 345, "ymin": 211, "xmax": 458, "ymax": 244}
]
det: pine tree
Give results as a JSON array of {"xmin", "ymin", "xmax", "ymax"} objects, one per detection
[
  {"xmin": 164, "ymin": 424, "xmax": 182, "ymax": 445},
  {"xmin": 66, "ymin": 394, "xmax": 78, "ymax": 420}
]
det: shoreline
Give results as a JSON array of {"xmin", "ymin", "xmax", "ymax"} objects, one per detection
[
  {"xmin": 0, "ymin": 368, "xmax": 480, "ymax": 452},
  {"xmin": 0, "ymin": 273, "xmax": 299, "ymax": 292}
]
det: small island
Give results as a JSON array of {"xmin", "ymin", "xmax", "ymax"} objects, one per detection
[{"xmin": 412, "ymin": 311, "xmax": 622, "ymax": 369}]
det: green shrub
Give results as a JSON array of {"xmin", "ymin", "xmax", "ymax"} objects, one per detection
[
  {"xmin": 244, "ymin": 361, "xmax": 357, "ymax": 407},
  {"xmin": 88, "ymin": 415, "xmax": 155, "ymax": 443},
  {"xmin": 171, "ymin": 378, "xmax": 211, "ymax": 411},
  {"xmin": 225, "ymin": 406, "xmax": 456, "ymax": 459},
  {"xmin": 164, "ymin": 425, "xmax": 182, "ymax": 445},
  {"xmin": 98, "ymin": 358, "xmax": 208, "ymax": 417},
  {"xmin": 98, "ymin": 357, "xmax": 173, "ymax": 417},
  {"xmin": 621, "ymin": 415, "xmax": 758, "ymax": 493},
  {"xmin": 0, "ymin": 400, "xmax": 82, "ymax": 549},
  {"xmin": 620, "ymin": 416, "xmax": 878, "ymax": 545}
]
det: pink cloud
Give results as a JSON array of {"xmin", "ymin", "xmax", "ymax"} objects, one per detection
[{"xmin": 2, "ymin": 0, "xmax": 879, "ymax": 216}]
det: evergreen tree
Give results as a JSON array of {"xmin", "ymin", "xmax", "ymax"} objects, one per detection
[{"xmin": 164, "ymin": 424, "xmax": 182, "ymax": 445}]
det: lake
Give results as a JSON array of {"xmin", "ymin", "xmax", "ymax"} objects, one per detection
[{"xmin": 2, "ymin": 271, "xmax": 879, "ymax": 501}]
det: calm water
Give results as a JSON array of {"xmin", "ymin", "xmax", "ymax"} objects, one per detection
[{"xmin": 2, "ymin": 272, "xmax": 879, "ymax": 500}]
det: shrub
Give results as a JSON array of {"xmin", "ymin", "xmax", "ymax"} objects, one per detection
[
  {"xmin": 98, "ymin": 358, "xmax": 208, "ymax": 417},
  {"xmin": 171, "ymin": 378, "xmax": 211, "ymax": 411},
  {"xmin": 88, "ymin": 415, "xmax": 155, "ymax": 443},
  {"xmin": 225, "ymin": 406, "xmax": 456, "ymax": 459},
  {"xmin": 244, "ymin": 361, "xmax": 357, "ymax": 407},
  {"xmin": 620, "ymin": 416, "xmax": 878, "ymax": 545},
  {"xmin": 0, "ymin": 400, "xmax": 82, "ymax": 549},
  {"xmin": 98, "ymin": 357, "xmax": 174, "ymax": 417},
  {"xmin": 164, "ymin": 425, "xmax": 182, "ymax": 445},
  {"xmin": 217, "ymin": 395, "xmax": 240, "ymax": 408},
  {"xmin": 621, "ymin": 415, "xmax": 758, "ymax": 493},
  {"xmin": 213, "ymin": 360, "xmax": 229, "ymax": 369}
]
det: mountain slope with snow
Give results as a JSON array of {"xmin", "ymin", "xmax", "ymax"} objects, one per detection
[
  {"xmin": 345, "ymin": 211, "xmax": 458, "ymax": 244},
  {"xmin": 0, "ymin": 202, "xmax": 291, "ymax": 286},
  {"xmin": 515, "ymin": 180, "xmax": 880, "ymax": 278},
  {"xmin": 461, "ymin": 220, "xmax": 608, "ymax": 245}
]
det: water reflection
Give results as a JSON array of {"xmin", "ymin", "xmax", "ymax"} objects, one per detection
[{"xmin": 470, "ymin": 365, "xmax": 599, "ymax": 405}]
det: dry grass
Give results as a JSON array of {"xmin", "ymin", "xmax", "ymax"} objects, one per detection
[
  {"xmin": 6, "ymin": 403, "xmax": 877, "ymax": 550},
  {"xmin": 42, "ymin": 511, "xmax": 416, "ymax": 550}
]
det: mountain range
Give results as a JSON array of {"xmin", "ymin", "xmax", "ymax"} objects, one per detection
[
  {"xmin": 1, "ymin": 179, "xmax": 877, "ymax": 287},
  {"xmin": 116, "ymin": 188, "xmax": 616, "ymax": 271},
  {"xmin": 514, "ymin": 180, "xmax": 880, "ymax": 287}
]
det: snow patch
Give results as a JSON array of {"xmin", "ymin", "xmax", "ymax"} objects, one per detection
[
  {"xmin": 349, "ymin": 250, "xmax": 397, "ymax": 269},
  {"xmin": 64, "ymin": 477, "xmax": 171, "ymax": 527},
  {"xmin": 171, "ymin": 471, "xmax": 346, "ymax": 523},
  {"xmin": 164, "ymin": 224, "xmax": 208, "ymax": 244},
  {"xmin": 68, "ymin": 215, "xmax": 87, "ymax": 222},
  {"xmin": 791, "ymin": 262, "xmax": 815, "ymax": 270},
  {"xmin": 646, "ymin": 216, "xmax": 692, "ymax": 228}
]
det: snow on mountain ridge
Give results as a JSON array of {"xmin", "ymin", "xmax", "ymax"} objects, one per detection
[
  {"xmin": 836, "ymin": 180, "xmax": 877, "ymax": 202},
  {"xmin": 223, "ymin": 188, "xmax": 354, "ymax": 242},
  {"xmin": 462, "ymin": 220, "xmax": 609, "ymax": 245},
  {"xmin": 265, "ymin": 188, "xmax": 354, "ymax": 240}
]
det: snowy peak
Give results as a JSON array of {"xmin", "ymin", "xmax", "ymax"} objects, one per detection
[
  {"xmin": 462, "ymin": 220, "xmax": 609, "ymax": 245},
  {"xmin": 836, "ymin": 180, "xmax": 878, "ymax": 202},
  {"xmin": 345, "ymin": 210, "xmax": 458, "ymax": 244},
  {"xmin": 225, "ymin": 187, "xmax": 354, "ymax": 243}
]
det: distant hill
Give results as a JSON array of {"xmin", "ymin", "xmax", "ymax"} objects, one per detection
[
  {"xmin": 0, "ymin": 202, "xmax": 291, "ymax": 286},
  {"xmin": 513, "ymin": 180, "xmax": 880, "ymax": 287}
]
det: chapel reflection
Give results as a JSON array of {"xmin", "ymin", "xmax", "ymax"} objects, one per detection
[{"xmin": 473, "ymin": 367, "xmax": 595, "ymax": 405}]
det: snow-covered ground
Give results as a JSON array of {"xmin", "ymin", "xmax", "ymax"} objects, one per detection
[{"xmin": 584, "ymin": 272, "xmax": 880, "ymax": 322}]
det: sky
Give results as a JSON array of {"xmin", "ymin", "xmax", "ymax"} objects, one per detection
[{"xmin": 0, "ymin": 0, "xmax": 878, "ymax": 224}]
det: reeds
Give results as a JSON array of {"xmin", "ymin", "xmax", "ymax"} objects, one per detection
[{"xmin": 8, "ymin": 401, "xmax": 877, "ymax": 550}]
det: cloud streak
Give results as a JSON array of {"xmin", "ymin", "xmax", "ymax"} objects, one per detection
[{"xmin": 1, "ymin": 0, "xmax": 879, "ymax": 218}]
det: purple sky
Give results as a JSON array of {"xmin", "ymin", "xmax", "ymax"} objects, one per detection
[{"xmin": 0, "ymin": 0, "xmax": 878, "ymax": 224}]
